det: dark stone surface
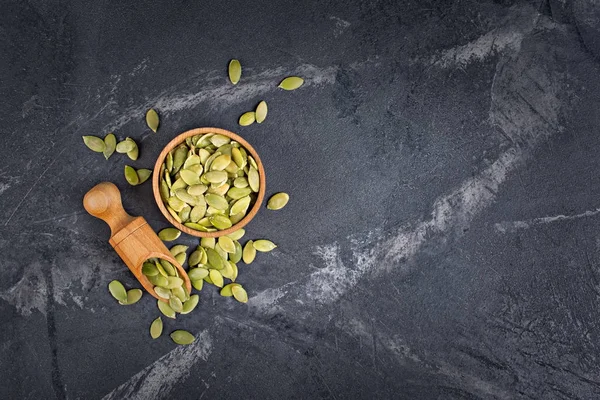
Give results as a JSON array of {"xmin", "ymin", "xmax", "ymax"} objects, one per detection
[{"xmin": 2, "ymin": 0, "xmax": 600, "ymax": 398}]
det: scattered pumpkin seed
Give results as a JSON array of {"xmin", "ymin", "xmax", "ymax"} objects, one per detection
[
  {"xmin": 157, "ymin": 300, "xmax": 176, "ymax": 319},
  {"xmin": 192, "ymin": 279, "xmax": 204, "ymax": 291},
  {"xmin": 146, "ymin": 108, "xmax": 159, "ymax": 132},
  {"xmin": 116, "ymin": 138, "xmax": 136, "ymax": 153},
  {"xmin": 228, "ymin": 59, "xmax": 241, "ymax": 85},
  {"xmin": 108, "ymin": 280, "xmax": 127, "ymax": 303},
  {"xmin": 267, "ymin": 192, "xmax": 289, "ymax": 210},
  {"xmin": 154, "ymin": 287, "xmax": 171, "ymax": 299},
  {"xmin": 206, "ymin": 248, "xmax": 225, "ymax": 270},
  {"xmin": 119, "ymin": 289, "xmax": 142, "ymax": 305},
  {"xmin": 170, "ymin": 330, "xmax": 195, "ymax": 345},
  {"xmin": 169, "ymin": 245, "xmax": 189, "ymax": 256},
  {"xmin": 209, "ymin": 269, "xmax": 224, "ymax": 287},
  {"xmin": 253, "ymin": 239, "xmax": 277, "ymax": 252},
  {"xmin": 239, "ymin": 111, "xmax": 255, "ymax": 126},
  {"xmin": 169, "ymin": 296, "xmax": 183, "ymax": 312},
  {"xmin": 220, "ymin": 283, "xmax": 240, "ymax": 297},
  {"xmin": 150, "ymin": 317, "xmax": 163, "ymax": 339},
  {"xmin": 201, "ymin": 237, "xmax": 216, "ymax": 249},
  {"xmin": 137, "ymin": 169, "xmax": 152, "ymax": 184},
  {"xmin": 232, "ymin": 285, "xmax": 248, "ymax": 303},
  {"xmin": 124, "ymin": 165, "xmax": 139, "ymax": 185},
  {"xmin": 255, "ymin": 101, "xmax": 268, "ymax": 123},
  {"xmin": 230, "ymin": 241, "xmax": 243, "ymax": 263},
  {"xmin": 181, "ymin": 295, "xmax": 200, "ymax": 314},
  {"xmin": 248, "ymin": 167, "xmax": 259, "ymax": 192},
  {"xmin": 103, "ymin": 133, "xmax": 116, "ymax": 159},
  {"xmin": 278, "ymin": 76, "xmax": 304, "ymax": 90},
  {"xmin": 188, "ymin": 267, "xmax": 209, "ymax": 281},
  {"xmin": 210, "ymin": 214, "xmax": 233, "ymax": 230},
  {"xmin": 226, "ymin": 229, "xmax": 245, "ymax": 241},
  {"xmin": 82, "ymin": 135, "xmax": 106, "ymax": 153},
  {"xmin": 243, "ymin": 240, "xmax": 256, "ymax": 264},
  {"xmin": 158, "ymin": 228, "xmax": 181, "ymax": 241}
]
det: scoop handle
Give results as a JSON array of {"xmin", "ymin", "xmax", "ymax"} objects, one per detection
[{"xmin": 83, "ymin": 182, "xmax": 136, "ymax": 237}]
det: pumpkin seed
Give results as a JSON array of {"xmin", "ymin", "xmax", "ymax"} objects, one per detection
[
  {"xmin": 226, "ymin": 229, "xmax": 245, "ymax": 241},
  {"xmin": 188, "ymin": 267, "xmax": 209, "ymax": 281},
  {"xmin": 204, "ymin": 171, "xmax": 228, "ymax": 184},
  {"xmin": 232, "ymin": 285, "xmax": 248, "ymax": 303},
  {"xmin": 255, "ymin": 101, "xmax": 268, "ymax": 123},
  {"xmin": 211, "ymin": 134, "xmax": 230, "ymax": 147},
  {"xmin": 184, "ymin": 222, "xmax": 209, "ymax": 231},
  {"xmin": 167, "ymin": 196, "xmax": 186, "ymax": 212},
  {"xmin": 116, "ymin": 138, "xmax": 136, "ymax": 153},
  {"xmin": 233, "ymin": 177, "xmax": 248, "ymax": 188},
  {"xmin": 210, "ymin": 214, "xmax": 233, "ymax": 230},
  {"xmin": 220, "ymin": 261, "xmax": 235, "ymax": 279},
  {"xmin": 230, "ymin": 262, "xmax": 239, "ymax": 281},
  {"xmin": 124, "ymin": 165, "xmax": 139, "ymax": 185},
  {"xmin": 253, "ymin": 239, "xmax": 277, "ymax": 252},
  {"xmin": 146, "ymin": 108, "xmax": 159, "ymax": 132},
  {"xmin": 170, "ymin": 244, "xmax": 189, "ymax": 257},
  {"xmin": 209, "ymin": 269, "xmax": 224, "ymax": 287},
  {"xmin": 206, "ymin": 248, "xmax": 225, "ymax": 270},
  {"xmin": 127, "ymin": 142, "xmax": 139, "ymax": 161},
  {"xmin": 230, "ymin": 196, "xmax": 251, "ymax": 216},
  {"xmin": 188, "ymin": 250, "xmax": 202, "ymax": 266},
  {"xmin": 228, "ymin": 187, "xmax": 252, "ymax": 200},
  {"xmin": 83, "ymin": 135, "xmax": 106, "ymax": 153},
  {"xmin": 228, "ymin": 59, "xmax": 241, "ymax": 85},
  {"xmin": 170, "ymin": 330, "xmax": 195, "ymax": 345},
  {"xmin": 158, "ymin": 228, "xmax": 181, "ymax": 241},
  {"xmin": 137, "ymin": 169, "xmax": 152, "ymax": 184},
  {"xmin": 278, "ymin": 76, "xmax": 304, "ymax": 90},
  {"xmin": 172, "ymin": 145, "xmax": 188, "ymax": 173},
  {"xmin": 183, "ymin": 154, "xmax": 201, "ymax": 169},
  {"xmin": 108, "ymin": 280, "xmax": 127, "ymax": 303},
  {"xmin": 175, "ymin": 252, "xmax": 186, "ymax": 266},
  {"xmin": 205, "ymin": 193, "xmax": 228, "ymax": 209},
  {"xmin": 220, "ymin": 283, "xmax": 241, "ymax": 297},
  {"xmin": 190, "ymin": 203, "xmax": 207, "ymax": 222},
  {"xmin": 172, "ymin": 286, "xmax": 188, "ymax": 302},
  {"xmin": 142, "ymin": 262, "xmax": 159, "ymax": 276},
  {"xmin": 248, "ymin": 156, "xmax": 258, "ymax": 170},
  {"xmin": 160, "ymin": 180, "xmax": 170, "ymax": 202},
  {"xmin": 215, "ymin": 243, "xmax": 229, "ymax": 262},
  {"xmin": 160, "ymin": 259, "xmax": 176, "ymax": 276},
  {"xmin": 103, "ymin": 133, "xmax": 116, "ymax": 159},
  {"xmin": 201, "ymin": 237, "xmax": 215, "ymax": 249},
  {"xmin": 119, "ymin": 289, "xmax": 142, "ymax": 305},
  {"xmin": 199, "ymin": 247, "xmax": 208, "ymax": 264},
  {"xmin": 181, "ymin": 294, "xmax": 199, "ymax": 314},
  {"xmin": 169, "ymin": 296, "xmax": 183, "ymax": 312},
  {"xmin": 180, "ymin": 169, "xmax": 201, "ymax": 186},
  {"xmin": 248, "ymin": 166, "xmax": 259, "ymax": 192},
  {"xmin": 148, "ymin": 274, "xmax": 168, "ymax": 287},
  {"xmin": 171, "ymin": 178, "xmax": 187, "ymax": 192},
  {"xmin": 231, "ymin": 147, "xmax": 245, "ymax": 168},
  {"xmin": 166, "ymin": 151, "xmax": 174, "ymax": 172},
  {"xmin": 267, "ymin": 192, "xmax": 289, "ymax": 210},
  {"xmin": 167, "ymin": 206, "xmax": 183, "ymax": 223},
  {"xmin": 154, "ymin": 287, "xmax": 171, "ymax": 299},
  {"xmin": 239, "ymin": 111, "xmax": 255, "ymax": 126},
  {"xmin": 243, "ymin": 240, "xmax": 256, "ymax": 264},
  {"xmin": 179, "ymin": 205, "xmax": 191, "ymax": 222},
  {"xmin": 229, "ymin": 212, "xmax": 245, "ymax": 225},
  {"xmin": 165, "ymin": 276, "xmax": 184, "ymax": 289},
  {"xmin": 192, "ymin": 279, "xmax": 204, "ymax": 291},
  {"xmin": 175, "ymin": 188, "xmax": 200, "ymax": 206},
  {"xmin": 230, "ymin": 241, "xmax": 243, "ymax": 263},
  {"xmin": 188, "ymin": 184, "xmax": 208, "ymax": 196},
  {"xmin": 157, "ymin": 299, "xmax": 176, "ymax": 319},
  {"xmin": 150, "ymin": 317, "xmax": 163, "ymax": 339}
]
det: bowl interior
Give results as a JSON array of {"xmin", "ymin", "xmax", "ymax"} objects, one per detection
[{"xmin": 152, "ymin": 127, "xmax": 266, "ymax": 238}]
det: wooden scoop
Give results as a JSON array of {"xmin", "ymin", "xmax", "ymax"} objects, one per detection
[{"xmin": 83, "ymin": 182, "xmax": 191, "ymax": 301}]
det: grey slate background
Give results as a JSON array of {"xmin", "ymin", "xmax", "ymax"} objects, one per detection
[{"xmin": 2, "ymin": 0, "xmax": 600, "ymax": 398}]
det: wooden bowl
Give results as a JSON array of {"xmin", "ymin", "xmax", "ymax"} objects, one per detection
[{"xmin": 152, "ymin": 127, "xmax": 266, "ymax": 238}]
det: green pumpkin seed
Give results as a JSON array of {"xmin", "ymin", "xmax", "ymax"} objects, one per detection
[
  {"xmin": 255, "ymin": 101, "xmax": 268, "ymax": 123},
  {"xmin": 169, "ymin": 296, "xmax": 183, "ymax": 312},
  {"xmin": 233, "ymin": 177, "xmax": 248, "ymax": 188},
  {"xmin": 239, "ymin": 111, "xmax": 255, "ymax": 126},
  {"xmin": 206, "ymin": 247, "xmax": 225, "ymax": 270},
  {"xmin": 165, "ymin": 276, "xmax": 184, "ymax": 289},
  {"xmin": 228, "ymin": 59, "xmax": 241, "ymax": 84},
  {"xmin": 175, "ymin": 188, "xmax": 200, "ymax": 206},
  {"xmin": 205, "ymin": 193, "xmax": 228, "ymax": 210},
  {"xmin": 210, "ymin": 154, "xmax": 231, "ymax": 171},
  {"xmin": 220, "ymin": 261, "xmax": 235, "ymax": 279},
  {"xmin": 175, "ymin": 252, "xmax": 186, "ymax": 266},
  {"xmin": 189, "ymin": 203, "xmax": 207, "ymax": 223},
  {"xmin": 116, "ymin": 138, "xmax": 136, "ymax": 153},
  {"xmin": 166, "ymin": 151, "xmax": 174, "ymax": 172},
  {"xmin": 232, "ymin": 285, "xmax": 248, "ymax": 303},
  {"xmin": 253, "ymin": 239, "xmax": 277, "ymax": 252},
  {"xmin": 124, "ymin": 165, "xmax": 139, "ymax": 185},
  {"xmin": 267, "ymin": 192, "xmax": 289, "ymax": 210},
  {"xmin": 167, "ymin": 206, "xmax": 183, "ymax": 223},
  {"xmin": 188, "ymin": 250, "xmax": 202, "ymax": 266},
  {"xmin": 183, "ymin": 154, "xmax": 201, "ymax": 169},
  {"xmin": 215, "ymin": 243, "xmax": 229, "ymax": 262},
  {"xmin": 204, "ymin": 171, "xmax": 228, "ymax": 184},
  {"xmin": 172, "ymin": 286, "xmax": 188, "ymax": 302},
  {"xmin": 167, "ymin": 196, "xmax": 186, "ymax": 212},
  {"xmin": 148, "ymin": 274, "xmax": 169, "ymax": 287},
  {"xmin": 192, "ymin": 279, "xmax": 204, "ymax": 291},
  {"xmin": 188, "ymin": 267, "xmax": 209, "ymax": 281},
  {"xmin": 243, "ymin": 240, "xmax": 256, "ymax": 264},
  {"xmin": 220, "ymin": 283, "xmax": 241, "ymax": 297},
  {"xmin": 142, "ymin": 262, "xmax": 159, "ymax": 276},
  {"xmin": 160, "ymin": 180, "xmax": 170, "ymax": 202},
  {"xmin": 158, "ymin": 228, "xmax": 181, "ymax": 241},
  {"xmin": 210, "ymin": 215, "xmax": 233, "ymax": 230},
  {"xmin": 230, "ymin": 262, "xmax": 239, "ymax": 281},
  {"xmin": 170, "ymin": 330, "xmax": 195, "ymax": 345},
  {"xmin": 203, "ymin": 274, "xmax": 214, "ymax": 285},
  {"xmin": 248, "ymin": 156, "xmax": 258, "ymax": 170},
  {"xmin": 227, "ymin": 186, "xmax": 252, "ymax": 200},
  {"xmin": 201, "ymin": 237, "xmax": 216, "ymax": 249},
  {"xmin": 155, "ymin": 261, "xmax": 168, "ymax": 277},
  {"xmin": 230, "ymin": 196, "xmax": 251, "ymax": 216},
  {"xmin": 137, "ymin": 169, "xmax": 152, "ymax": 184},
  {"xmin": 226, "ymin": 229, "xmax": 245, "ymax": 241},
  {"xmin": 119, "ymin": 289, "xmax": 142, "ymax": 305},
  {"xmin": 179, "ymin": 169, "xmax": 201, "ymax": 186},
  {"xmin": 108, "ymin": 280, "xmax": 128, "ymax": 302},
  {"xmin": 146, "ymin": 108, "xmax": 159, "ymax": 132},
  {"xmin": 103, "ymin": 133, "xmax": 116, "ymax": 159},
  {"xmin": 184, "ymin": 222, "xmax": 209, "ymax": 231},
  {"xmin": 82, "ymin": 135, "xmax": 106, "ymax": 153},
  {"xmin": 209, "ymin": 269, "xmax": 224, "ymax": 287},
  {"xmin": 150, "ymin": 317, "xmax": 163, "ymax": 339},
  {"xmin": 171, "ymin": 178, "xmax": 187, "ymax": 192},
  {"xmin": 278, "ymin": 76, "xmax": 304, "ymax": 90},
  {"xmin": 188, "ymin": 184, "xmax": 208, "ymax": 196},
  {"xmin": 127, "ymin": 142, "xmax": 139, "ymax": 161},
  {"xmin": 170, "ymin": 244, "xmax": 189, "ymax": 257},
  {"xmin": 199, "ymin": 247, "xmax": 208, "ymax": 264},
  {"xmin": 229, "ymin": 212, "xmax": 246, "ymax": 225},
  {"xmin": 181, "ymin": 294, "xmax": 199, "ymax": 314},
  {"xmin": 231, "ymin": 147, "xmax": 245, "ymax": 168},
  {"xmin": 230, "ymin": 241, "xmax": 243, "ymax": 263},
  {"xmin": 154, "ymin": 286, "xmax": 171, "ymax": 299},
  {"xmin": 160, "ymin": 259, "xmax": 176, "ymax": 276},
  {"xmin": 172, "ymin": 145, "xmax": 188, "ymax": 173},
  {"xmin": 211, "ymin": 135, "xmax": 230, "ymax": 147},
  {"xmin": 248, "ymin": 166, "xmax": 259, "ymax": 192},
  {"xmin": 158, "ymin": 299, "xmax": 176, "ymax": 319}
]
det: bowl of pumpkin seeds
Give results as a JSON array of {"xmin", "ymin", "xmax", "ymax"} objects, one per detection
[{"xmin": 153, "ymin": 127, "xmax": 266, "ymax": 237}]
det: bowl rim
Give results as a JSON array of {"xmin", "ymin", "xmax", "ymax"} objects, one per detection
[{"xmin": 152, "ymin": 127, "xmax": 266, "ymax": 238}]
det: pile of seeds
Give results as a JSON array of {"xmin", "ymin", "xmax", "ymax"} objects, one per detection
[
  {"xmin": 158, "ymin": 133, "xmax": 260, "ymax": 233},
  {"xmin": 95, "ymin": 59, "xmax": 299, "ymax": 345}
]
